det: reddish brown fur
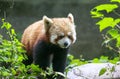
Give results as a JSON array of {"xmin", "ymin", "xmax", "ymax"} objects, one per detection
[
  {"xmin": 21, "ymin": 14, "xmax": 76, "ymax": 75},
  {"xmin": 51, "ymin": 18, "xmax": 73, "ymax": 35},
  {"xmin": 21, "ymin": 17, "xmax": 73, "ymax": 56},
  {"xmin": 21, "ymin": 20, "xmax": 48, "ymax": 55}
]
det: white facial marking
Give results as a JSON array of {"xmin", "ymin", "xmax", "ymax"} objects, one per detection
[
  {"xmin": 70, "ymin": 25, "xmax": 76, "ymax": 44},
  {"xmin": 50, "ymin": 34, "xmax": 57, "ymax": 44},
  {"xmin": 72, "ymin": 31, "xmax": 76, "ymax": 43},
  {"xmin": 68, "ymin": 32, "xmax": 72, "ymax": 36},
  {"xmin": 57, "ymin": 37, "xmax": 72, "ymax": 48}
]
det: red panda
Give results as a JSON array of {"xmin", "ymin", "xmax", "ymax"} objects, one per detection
[{"xmin": 21, "ymin": 13, "xmax": 76, "ymax": 74}]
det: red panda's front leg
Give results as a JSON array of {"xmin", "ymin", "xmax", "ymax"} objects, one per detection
[
  {"xmin": 52, "ymin": 48, "xmax": 69, "ymax": 73},
  {"xmin": 33, "ymin": 41, "xmax": 51, "ymax": 70}
]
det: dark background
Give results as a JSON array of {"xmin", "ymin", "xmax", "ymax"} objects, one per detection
[{"xmin": 0, "ymin": 0, "xmax": 113, "ymax": 60}]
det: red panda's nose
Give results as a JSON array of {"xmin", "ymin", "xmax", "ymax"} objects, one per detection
[{"xmin": 64, "ymin": 42, "xmax": 68, "ymax": 47}]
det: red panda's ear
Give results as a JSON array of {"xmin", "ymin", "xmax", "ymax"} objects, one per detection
[
  {"xmin": 43, "ymin": 16, "xmax": 53, "ymax": 31},
  {"xmin": 68, "ymin": 13, "xmax": 74, "ymax": 23}
]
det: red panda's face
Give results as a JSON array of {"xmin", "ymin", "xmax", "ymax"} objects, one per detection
[{"xmin": 43, "ymin": 13, "xmax": 76, "ymax": 48}]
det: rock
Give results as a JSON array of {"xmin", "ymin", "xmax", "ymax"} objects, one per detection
[{"xmin": 67, "ymin": 62, "xmax": 120, "ymax": 79}]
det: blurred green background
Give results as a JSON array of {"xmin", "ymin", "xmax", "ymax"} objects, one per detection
[{"xmin": 0, "ymin": 0, "xmax": 113, "ymax": 60}]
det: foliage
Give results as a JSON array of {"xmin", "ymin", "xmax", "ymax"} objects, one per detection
[
  {"xmin": 66, "ymin": 54, "xmax": 88, "ymax": 73},
  {"xmin": 92, "ymin": 56, "xmax": 119, "ymax": 64},
  {"xmin": 99, "ymin": 64, "xmax": 116, "ymax": 76},
  {"xmin": 0, "ymin": 19, "xmax": 63, "ymax": 79},
  {"xmin": 91, "ymin": 0, "xmax": 120, "ymax": 58},
  {"xmin": 91, "ymin": 0, "xmax": 120, "ymax": 77},
  {"xmin": 67, "ymin": 54, "xmax": 87, "ymax": 66},
  {"xmin": 99, "ymin": 68, "xmax": 107, "ymax": 76}
]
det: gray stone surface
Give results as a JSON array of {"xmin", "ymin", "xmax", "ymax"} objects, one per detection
[{"xmin": 67, "ymin": 63, "xmax": 120, "ymax": 79}]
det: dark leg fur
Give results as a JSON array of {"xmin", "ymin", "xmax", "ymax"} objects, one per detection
[
  {"xmin": 52, "ymin": 48, "xmax": 68, "ymax": 79},
  {"xmin": 33, "ymin": 41, "xmax": 69, "ymax": 79},
  {"xmin": 33, "ymin": 41, "xmax": 51, "ymax": 70},
  {"xmin": 53, "ymin": 48, "xmax": 68, "ymax": 73}
]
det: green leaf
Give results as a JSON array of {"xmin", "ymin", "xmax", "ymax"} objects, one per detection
[
  {"xmin": 111, "ymin": 66, "xmax": 115, "ymax": 72},
  {"xmin": 11, "ymin": 29, "xmax": 16, "ymax": 35},
  {"xmin": 70, "ymin": 59, "xmax": 80, "ymax": 65},
  {"xmin": 18, "ymin": 55, "xmax": 24, "ymax": 62},
  {"xmin": 107, "ymin": 29, "xmax": 119, "ymax": 38},
  {"xmin": 92, "ymin": 58, "xmax": 99, "ymax": 63},
  {"xmin": 2, "ymin": 18, "xmax": 5, "ymax": 22},
  {"xmin": 31, "ymin": 64, "xmax": 40, "ymax": 72},
  {"xmin": 2, "ymin": 71, "xmax": 10, "ymax": 76},
  {"xmin": 116, "ymin": 36, "xmax": 120, "ymax": 47},
  {"xmin": 68, "ymin": 54, "xmax": 74, "ymax": 60},
  {"xmin": 95, "ymin": 4, "xmax": 118, "ymax": 13},
  {"xmin": 97, "ymin": 18, "xmax": 120, "ymax": 32},
  {"xmin": 111, "ymin": 19, "xmax": 120, "ymax": 28},
  {"xmin": 91, "ymin": 4, "xmax": 118, "ymax": 18},
  {"xmin": 96, "ymin": 17, "xmax": 114, "ymax": 31},
  {"xmin": 2, "ymin": 22, "xmax": 11, "ymax": 30},
  {"xmin": 99, "ymin": 68, "xmax": 107, "ymax": 76},
  {"xmin": 91, "ymin": 11, "xmax": 104, "ymax": 18},
  {"xmin": 113, "ymin": 57, "xmax": 119, "ymax": 61},
  {"xmin": 110, "ymin": 57, "xmax": 119, "ymax": 64},
  {"xmin": 11, "ymin": 68, "xmax": 16, "ymax": 75},
  {"xmin": 111, "ymin": 0, "xmax": 120, "ymax": 3},
  {"xmin": 99, "ymin": 56, "xmax": 109, "ymax": 63}
]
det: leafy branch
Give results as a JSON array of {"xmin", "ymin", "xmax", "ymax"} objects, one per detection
[
  {"xmin": 91, "ymin": 0, "xmax": 120, "ymax": 55},
  {"xmin": 91, "ymin": 0, "xmax": 120, "ymax": 77}
]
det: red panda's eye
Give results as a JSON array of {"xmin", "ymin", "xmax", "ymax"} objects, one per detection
[
  {"xmin": 68, "ymin": 35, "xmax": 72, "ymax": 39},
  {"xmin": 59, "ymin": 35, "xmax": 64, "ymax": 39}
]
